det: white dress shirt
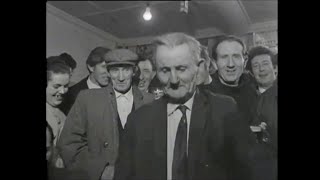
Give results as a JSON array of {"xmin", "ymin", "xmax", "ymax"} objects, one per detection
[
  {"xmin": 114, "ymin": 87, "xmax": 134, "ymax": 128},
  {"xmin": 258, "ymin": 86, "xmax": 267, "ymax": 94},
  {"xmin": 87, "ymin": 77, "xmax": 101, "ymax": 89},
  {"xmin": 167, "ymin": 92, "xmax": 195, "ymax": 180}
]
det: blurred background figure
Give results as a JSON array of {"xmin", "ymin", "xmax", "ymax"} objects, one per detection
[
  {"xmin": 59, "ymin": 47, "xmax": 110, "ymax": 115},
  {"xmin": 247, "ymin": 46, "xmax": 278, "ymax": 180},
  {"xmin": 134, "ymin": 52, "xmax": 164, "ymax": 99},
  {"xmin": 137, "ymin": 57, "xmax": 156, "ymax": 92},
  {"xmin": 247, "ymin": 46, "xmax": 277, "ymax": 95},
  {"xmin": 197, "ymin": 45, "xmax": 217, "ymax": 85},
  {"xmin": 46, "ymin": 57, "xmax": 71, "ymax": 179}
]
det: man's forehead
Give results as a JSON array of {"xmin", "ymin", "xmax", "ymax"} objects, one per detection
[
  {"xmin": 155, "ymin": 44, "xmax": 194, "ymax": 65},
  {"xmin": 252, "ymin": 54, "xmax": 271, "ymax": 62},
  {"xmin": 217, "ymin": 41, "xmax": 243, "ymax": 54}
]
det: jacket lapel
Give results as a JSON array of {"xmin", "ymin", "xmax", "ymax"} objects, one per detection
[
  {"xmin": 152, "ymin": 98, "xmax": 168, "ymax": 179},
  {"xmin": 132, "ymin": 85, "xmax": 144, "ymax": 109}
]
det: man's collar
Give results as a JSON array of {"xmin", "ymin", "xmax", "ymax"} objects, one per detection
[
  {"xmin": 114, "ymin": 86, "xmax": 133, "ymax": 99},
  {"xmin": 218, "ymin": 76, "xmax": 239, "ymax": 87},
  {"xmin": 258, "ymin": 86, "xmax": 267, "ymax": 94},
  {"xmin": 87, "ymin": 77, "xmax": 101, "ymax": 89},
  {"xmin": 167, "ymin": 91, "xmax": 196, "ymax": 116},
  {"xmin": 207, "ymin": 75, "xmax": 212, "ymax": 84}
]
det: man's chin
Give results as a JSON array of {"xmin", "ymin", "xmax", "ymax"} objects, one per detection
[{"xmin": 165, "ymin": 90, "xmax": 193, "ymax": 104}]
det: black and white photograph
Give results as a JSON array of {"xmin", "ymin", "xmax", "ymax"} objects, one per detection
[{"xmin": 46, "ymin": 1, "xmax": 277, "ymax": 180}]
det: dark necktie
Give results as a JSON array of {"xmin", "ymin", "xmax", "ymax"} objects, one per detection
[{"xmin": 172, "ymin": 105, "xmax": 188, "ymax": 180}]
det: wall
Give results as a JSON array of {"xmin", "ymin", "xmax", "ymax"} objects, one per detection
[
  {"xmin": 47, "ymin": 3, "xmax": 277, "ymax": 84},
  {"xmin": 46, "ymin": 4, "xmax": 119, "ymax": 85},
  {"xmin": 121, "ymin": 21, "xmax": 277, "ymax": 57}
]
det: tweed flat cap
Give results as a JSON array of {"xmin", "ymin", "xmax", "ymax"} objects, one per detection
[{"xmin": 104, "ymin": 49, "xmax": 138, "ymax": 66}]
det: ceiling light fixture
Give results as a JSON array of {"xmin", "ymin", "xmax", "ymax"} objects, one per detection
[
  {"xmin": 143, "ymin": 3, "xmax": 152, "ymax": 21},
  {"xmin": 180, "ymin": 1, "xmax": 189, "ymax": 14}
]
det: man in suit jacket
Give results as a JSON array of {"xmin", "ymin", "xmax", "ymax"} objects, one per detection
[
  {"xmin": 57, "ymin": 49, "xmax": 154, "ymax": 180},
  {"xmin": 114, "ymin": 33, "xmax": 254, "ymax": 180},
  {"xmin": 59, "ymin": 47, "xmax": 110, "ymax": 115}
]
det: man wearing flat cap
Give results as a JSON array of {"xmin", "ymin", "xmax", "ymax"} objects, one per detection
[{"xmin": 57, "ymin": 49, "xmax": 154, "ymax": 180}]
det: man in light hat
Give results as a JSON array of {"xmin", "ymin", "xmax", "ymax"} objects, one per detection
[{"xmin": 57, "ymin": 49, "xmax": 154, "ymax": 180}]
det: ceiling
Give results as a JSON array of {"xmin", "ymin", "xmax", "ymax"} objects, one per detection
[{"xmin": 47, "ymin": 0, "xmax": 277, "ymax": 39}]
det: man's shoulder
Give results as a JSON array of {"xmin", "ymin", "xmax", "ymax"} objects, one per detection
[
  {"xmin": 201, "ymin": 88, "xmax": 237, "ymax": 105},
  {"xmin": 142, "ymin": 91, "xmax": 155, "ymax": 103},
  {"xmin": 69, "ymin": 77, "xmax": 88, "ymax": 93},
  {"xmin": 132, "ymin": 98, "xmax": 164, "ymax": 116},
  {"xmin": 76, "ymin": 86, "xmax": 110, "ymax": 102}
]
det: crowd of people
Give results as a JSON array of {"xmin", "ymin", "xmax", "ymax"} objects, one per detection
[{"xmin": 46, "ymin": 32, "xmax": 278, "ymax": 180}]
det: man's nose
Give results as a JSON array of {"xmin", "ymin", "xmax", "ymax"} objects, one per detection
[
  {"xmin": 119, "ymin": 71, "xmax": 125, "ymax": 81},
  {"xmin": 59, "ymin": 87, "xmax": 67, "ymax": 94},
  {"xmin": 139, "ymin": 73, "xmax": 144, "ymax": 80},
  {"xmin": 169, "ymin": 70, "xmax": 179, "ymax": 84},
  {"xmin": 259, "ymin": 65, "xmax": 266, "ymax": 72},
  {"xmin": 227, "ymin": 57, "xmax": 235, "ymax": 67}
]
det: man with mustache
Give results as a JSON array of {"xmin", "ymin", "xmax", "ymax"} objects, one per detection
[
  {"xmin": 114, "ymin": 32, "xmax": 253, "ymax": 180},
  {"xmin": 57, "ymin": 49, "xmax": 154, "ymax": 180},
  {"xmin": 59, "ymin": 47, "xmax": 110, "ymax": 115}
]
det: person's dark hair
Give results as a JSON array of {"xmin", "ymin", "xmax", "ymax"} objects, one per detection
[
  {"xmin": 47, "ymin": 57, "xmax": 71, "ymax": 83},
  {"xmin": 247, "ymin": 46, "xmax": 277, "ymax": 73},
  {"xmin": 211, "ymin": 35, "xmax": 247, "ymax": 61},
  {"xmin": 47, "ymin": 53, "xmax": 77, "ymax": 71},
  {"xmin": 59, "ymin": 53, "xmax": 77, "ymax": 70},
  {"xmin": 86, "ymin": 47, "xmax": 110, "ymax": 67},
  {"xmin": 137, "ymin": 56, "xmax": 156, "ymax": 71}
]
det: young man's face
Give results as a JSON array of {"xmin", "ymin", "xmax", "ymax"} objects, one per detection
[
  {"xmin": 108, "ymin": 65, "xmax": 134, "ymax": 93},
  {"xmin": 216, "ymin": 41, "xmax": 246, "ymax": 85},
  {"xmin": 138, "ymin": 60, "xmax": 156, "ymax": 92},
  {"xmin": 156, "ymin": 44, "xmax": 198, "ymax": 102},
  {"xmin": 89, "ymin": 61, "xmax": 109, "ymax": 87},
  {"xmin": 46, "ymin": 73, "xmax": 70, "ymax": 107},
  {"xmin": 251, "ymin": 54, "xmax": 277, "ymax": 88}
]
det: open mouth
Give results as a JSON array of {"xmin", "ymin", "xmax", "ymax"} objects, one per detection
[
  {"xmin": 55, "ymin": 94, "xmax": 63, "ymax": 101},
  {"xmin": 226, "ymin": 69, "xmax": 236, "ymax": 75},
  {"xmin": 117, "ymin": 83, "xmax": 127, "ymax": 86},
  {"xmin": 259, "ymin": 74, "xmax": 268, "ymax": 78},
  {"xmin": 138, "ymin": 82, "xmax": 145, "ymax": 87}
]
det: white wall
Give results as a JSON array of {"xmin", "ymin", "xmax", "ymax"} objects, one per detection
[
  {"xmin": 47, "ymin": 2, "xmax": 277, "ymax": 84},
  {"xmin": 122, "ymin": 20, "xmax": 277, "ymax": 47},
  {"xmin": 46, "ymin": 4, "xmax": 120, "ymax": 85}
]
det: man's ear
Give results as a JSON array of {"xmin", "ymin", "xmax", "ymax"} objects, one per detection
[
  {"xmin": 274, "ymin": 65, "xmax": 278, "ymax": 77},
  {"xmin": 87, "ymin": 64, "xmax": 94, "ymax": 73}
]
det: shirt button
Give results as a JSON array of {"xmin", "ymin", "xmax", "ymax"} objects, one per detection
[{"xmin": 104, "ymin": 142, "xmax": 109, "ymax": 148}]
